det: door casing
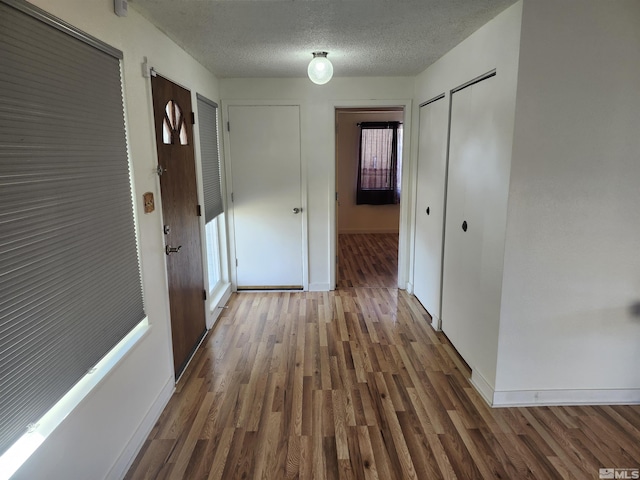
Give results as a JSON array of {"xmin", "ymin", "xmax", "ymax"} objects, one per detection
[
  {"xmin": 330, "ymin": 100, "xmax": 413, "ymax": 291},
  {"xmin": 334, "ymin": 107, "xmax": 404, "ymax": 288}
]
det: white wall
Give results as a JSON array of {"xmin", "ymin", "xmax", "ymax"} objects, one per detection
[
  {"xmin": 220, "ymin": 78, "xmax": 414, "ymax": 291},
  {"xmin": 13, "ymin": 1, "xmax": 221, "ymax": 478},
  {"xmin": 495, "ymin": 0, "xmax": 640, "ymax": 400},
  {"xmin": 411, "ymin": 2, "xmax": 523, "ymax": 393},
  {"xmin": 10, "ymin": 4, "xmax": 635, "ymax": 475},
  {"xmin": 336, "ymin": 110, "xmax": 402, "ymax": 234}
]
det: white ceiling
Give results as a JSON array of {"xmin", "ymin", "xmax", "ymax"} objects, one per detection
[{"xmin": 131, "ymin": 0, "xmax": 517, "ymax": 79}]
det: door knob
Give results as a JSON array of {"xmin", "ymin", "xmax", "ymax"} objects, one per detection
[
  {"xmin": 426, "ymin": 207, "xmax": 430, "ymax": 215},
  {"xmin": 165, "ymin": 245, "xmax": 182, "ymax": 255},
  {"xmin": 462, "ymin": 221, "xmax": 468, "ymax": 232},
  {"xmin": 293, "ymin": 207, "xmax": 302, "ymax": 214}
]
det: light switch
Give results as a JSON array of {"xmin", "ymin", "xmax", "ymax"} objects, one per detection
[{"xmin": 143, "ymin": 192, "xmax": 155, "ymax": 213}]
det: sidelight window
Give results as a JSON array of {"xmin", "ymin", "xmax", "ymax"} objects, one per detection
[{"xmin": 196, "ymin": 94, "xmax": 224, "ymax": 293}]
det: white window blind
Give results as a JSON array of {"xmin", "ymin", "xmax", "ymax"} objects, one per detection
[
  {"xmin": 197, "ymin": 94, "xmax": 224, "ymax": 223},
  {"xmin": 0, "ymin": 0, "xmax": 145, "ymax": 456}
]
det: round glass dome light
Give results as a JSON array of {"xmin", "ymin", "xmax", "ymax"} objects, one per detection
[{"xmin": 308, "ymin": 52, "xmax": 333, "ymax": 85}]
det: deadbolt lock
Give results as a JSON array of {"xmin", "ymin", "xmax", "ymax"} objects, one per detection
[{"xmin": 165, "ymin": 245, "xmax": 182, "ymax": 255}]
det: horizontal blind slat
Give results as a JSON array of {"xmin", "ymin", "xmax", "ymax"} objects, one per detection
[
  {"xmin": 0, "ymin": 0, "xmax": 144, "ymax": 455},
  {"xmin": 197, "ymin": 96, "xmax": 224, "ymax": 223}
]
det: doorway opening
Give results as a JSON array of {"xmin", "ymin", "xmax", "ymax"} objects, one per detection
[{"xmin": 335, "ymin": 107, "xmax": 404, "ymax": 289}]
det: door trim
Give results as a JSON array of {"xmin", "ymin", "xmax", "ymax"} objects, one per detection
[
  {"xmin": 329, "ymin": 99, "xmax": 413, "ymax": 291},
  {"xmin": 220, "ymin": 100, "xmax": 309, "ymax": 291}
]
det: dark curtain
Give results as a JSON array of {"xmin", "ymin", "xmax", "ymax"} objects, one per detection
[{"xmin": 356, "ymin": 121, "xmax": 401, "ymax": 205}]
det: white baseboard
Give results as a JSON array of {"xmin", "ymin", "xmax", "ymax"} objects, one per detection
[
  {"xmin": 338, "ymin": 228, "xmax": 400, "ymax": 234},
  {"xmin": 492, "ymin": 388, "xmax": 640, "ymax": 407},
  {"xmin": 107, "ymin": 376, "xmax": 175, "ymax": 480},
  {"xmin": 470, "ymin": 371, "xmax": 495, "ymax": 406},
  {"xmin": 309, "ymin": 283, "xmax": 331, "ymax": 292},
  {"xmin": 468, "ymin": 372, "xmax": 640, "ymax": 408}
]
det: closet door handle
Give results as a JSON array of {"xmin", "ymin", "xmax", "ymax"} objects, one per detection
[
  {"xmin": 426, "ymin": 207, "xmax": 430, "ymax": 215},
  {"xmin": 462, "ymin": 220, "xmax": 468, "ymax": 232}
]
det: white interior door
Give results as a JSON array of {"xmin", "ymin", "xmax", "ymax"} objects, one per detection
[
  {"xmin": 413, "ymin": 96, "xmax": 448, "ymax": 326},
  {"xmin": 227, "ymin": 105, "xmax": 303, "ymax": 289},
  {"xmin": 441, "ymin": 75, "xmax": 500, "ymax": 367}
]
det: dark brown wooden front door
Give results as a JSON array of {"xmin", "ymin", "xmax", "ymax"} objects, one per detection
[{"xmin": 151, "ymin": 74, "xmax": 206, "ymax": 379}]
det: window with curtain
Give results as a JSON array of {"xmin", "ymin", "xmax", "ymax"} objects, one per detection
[
  {"xmin": 0, "ymin": 0, "xmax": 144, "ymax": 456},
  {"xmin": 356, "ymin": 121, "xmax": 403, "ymax": 205}
]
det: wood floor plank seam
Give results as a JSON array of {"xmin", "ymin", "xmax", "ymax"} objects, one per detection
[{"xmin": 125, "ymin": 234, "xmax": 640, "ymax": 480}]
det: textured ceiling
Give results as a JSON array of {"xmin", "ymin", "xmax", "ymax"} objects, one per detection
[{"xmin": 131, "ymin": 0, "xmax": 517, "ymax": 79}]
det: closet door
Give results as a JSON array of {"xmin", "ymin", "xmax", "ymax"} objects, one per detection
[
  {"xmin": 441, "ymin": 73, "xmax": 503, "ymax": 370},
  {"xmin": 413, "ymin": 95, "xmax": 448, "ymax": 326},
  {"xmin": 227, "ymin": 105, "xmax": 304, "ymax": 289}
]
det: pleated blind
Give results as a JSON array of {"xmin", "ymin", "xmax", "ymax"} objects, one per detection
[
  {"xmin": 196, "ymin": 94, "xmax": 224, "ymax": 223},
  {"xmin": 0, "ymin": 0, "xmax": 145, "ymax": 456}
]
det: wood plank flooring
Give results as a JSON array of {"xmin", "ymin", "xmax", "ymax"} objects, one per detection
[
  {"xmin": 126, "ymin": 234, "xmax": 640, "ymax": 479},
  {"xmin": 337, "ymin": 233, "xmax": 398, "ymax": 289}
]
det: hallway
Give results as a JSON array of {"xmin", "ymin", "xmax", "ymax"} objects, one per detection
[{"xmin": 126, "ymin": 236, "xmax": 640, "ymax": 479}]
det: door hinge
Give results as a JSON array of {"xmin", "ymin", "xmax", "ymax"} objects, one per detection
[
  {"xmin": 203, "ymin": 290, "xmax": 207, "ymax": 301},
  {"xmin": 235, "ymin": 258, "xmax": 238, "ymax": 267},
  {"xmin": 191, "ymin": 112, "xmax": 195, "ymax": 125},
  {"xmin": 227, "ymin": 121, "xmax": 230, "ymax": 132},
  {"xmin": 335, "ymin": 192, "xmax": 338, "ymax": 201},
  {"xmin": 230, "ymin": 192, "xmax": 234, "ymax": 203},
  {"xmin": 197, "ymin": 204, "xmax": 202, "ymax": 216}
]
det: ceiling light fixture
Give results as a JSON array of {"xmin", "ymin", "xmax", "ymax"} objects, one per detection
[{"xmin": 308, "ymin": 51, "xmax": 333, "ymax": 85}]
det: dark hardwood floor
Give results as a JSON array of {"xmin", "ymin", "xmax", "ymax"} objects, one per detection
[{"xmin": 125, "ymin": 234, "xmax": 640, "ymax": 479}]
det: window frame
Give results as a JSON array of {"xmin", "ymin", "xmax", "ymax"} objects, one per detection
[{"xmin": 356, "ymin": 121, "xmax": 402, "ymax": 205}]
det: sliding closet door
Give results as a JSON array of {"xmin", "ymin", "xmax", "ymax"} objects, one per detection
[
  {"xmin": 442, "ymin": 83, "xmax": 484, "ymax": 364},
  {"xmin": 413, "ymin": 95, "xmax": 448, "ymax": 326},
  {"xmin": 441, "ymin": 73, "xmax": 507, "ymax": 377}
]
